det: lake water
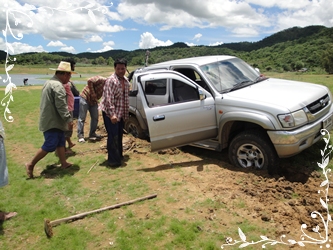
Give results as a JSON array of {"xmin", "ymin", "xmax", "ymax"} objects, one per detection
[{"xmin": 0, "ymin": 74, "xmax": 88, "ymax": 87}]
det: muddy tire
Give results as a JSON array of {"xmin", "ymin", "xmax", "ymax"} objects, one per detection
[
  {"xmin": 228, "ymin": 130, "xmax": 279, "ymax": 175},
  {"xmin": 124, "ymin": 116, "xmax": 146, "ymax": 139}
]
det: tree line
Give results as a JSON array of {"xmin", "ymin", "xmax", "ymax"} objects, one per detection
[{"xmin": 2, "ymin": 25, "xmax": 333, "ymax": 73}]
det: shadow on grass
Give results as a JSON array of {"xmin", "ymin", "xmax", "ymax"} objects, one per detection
[
  {"xmin": 98, "ymin": 155, "xmax": 130, "ymax": 169},
  {"xmin": 137, "ymin": 140, "xmax": 330, "ymax": 184},
  {"xmin": 39, "ymin": 164, "xmax": 80, "ymax": 179}
]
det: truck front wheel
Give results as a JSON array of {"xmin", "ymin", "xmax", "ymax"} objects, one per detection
[
  {"xmin": 228, "ymin": 130, "xmax": 279, "ymax": 175},
  {"xmin": 124, "ymin": 116, "xmax": 146, "ymax": 139}
]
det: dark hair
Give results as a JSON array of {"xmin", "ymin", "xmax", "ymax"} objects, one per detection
[
  {"xmin": 64, "ymin": 58, "xmax": 76, "ymax": 71},
  {"xmin": 114, "ymin": 58, "xmax": 127, "ymax": 68}
]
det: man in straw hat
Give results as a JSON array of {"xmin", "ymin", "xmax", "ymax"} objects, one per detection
[{"xmin": 25, "ymin": 61, "xmax": 75, "ymax": 179}]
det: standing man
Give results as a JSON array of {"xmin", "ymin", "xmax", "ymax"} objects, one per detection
[
  {"xmin": 0, "ymin": 120, "xmax": 17, "ymax": 221},
  {"xmin": 99, "ymin": 58, "xmax": 130, "ymax": 167},
  {"xmin": 25, "ymin": 61, "xmax": 74, "ymax": 178},
  {"xmin": 77, "ymin": 76, "xmax": 106, "ymax": 142}
]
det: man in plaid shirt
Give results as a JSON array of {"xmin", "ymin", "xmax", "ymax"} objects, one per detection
[
  {"xmin": 99, "ymin": 58, "xmax": 130, "ymax": 167},
  {"xmin": 77, "ymin": 75, "xmax": 106, "ymax": 142}
]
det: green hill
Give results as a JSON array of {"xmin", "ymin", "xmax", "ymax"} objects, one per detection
[{"xmin": 2, "ymin": 25, "xmax": 333, "ymax": 72}]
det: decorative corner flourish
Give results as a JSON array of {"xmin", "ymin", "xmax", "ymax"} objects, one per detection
[
  {"xmin": 1, "ymin": 1, "xmax": 113, "ymax": 122},
  {"xmin": 221, "ymin": 129, "xmax": 332, "ymax": 249}
]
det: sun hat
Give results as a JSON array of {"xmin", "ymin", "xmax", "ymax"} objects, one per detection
[{"xmin": 49, "ymin": 61, "xmax": 77, "ymax": 74}]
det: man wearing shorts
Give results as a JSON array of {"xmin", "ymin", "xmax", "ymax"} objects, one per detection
[{"xmin": 25, "ymin": 61, "xmax": 74, "ymax": 178}]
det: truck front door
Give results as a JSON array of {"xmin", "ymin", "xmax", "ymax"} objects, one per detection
[{"xmin": 137, "ymin": 72, "xmax": 217, "ymax": 151}]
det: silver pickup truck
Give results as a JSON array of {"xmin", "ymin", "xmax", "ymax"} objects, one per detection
[{"xmin": 126, "ymin": 55, "xmax": 333, "ymax": 174}]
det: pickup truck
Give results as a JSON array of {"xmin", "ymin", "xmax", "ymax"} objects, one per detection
[{"xmin": 126, "ymin": 55, "xmax": 333, "ymax": 174}]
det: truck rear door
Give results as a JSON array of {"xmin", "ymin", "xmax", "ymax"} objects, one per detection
[{"xmin": 137, "ymin": 71, "xmax": 217, "ymax": 151}]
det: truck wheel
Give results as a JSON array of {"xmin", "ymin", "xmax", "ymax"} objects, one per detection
[
  {"xmin": 124, "ymin": 116, "xmax": 146, "ymax": 139},
  {"xmin": 228, "ymin": 130, "xmax": 279, "ymax": 175}
]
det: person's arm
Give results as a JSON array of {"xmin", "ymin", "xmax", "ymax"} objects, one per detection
[
  {"xmin": 54, "ymin": 83, "xmax": 72, "ymax": 123},
  {"xmin": 88, "ymin": 78, "xmax": 97, "ymax": 104}
]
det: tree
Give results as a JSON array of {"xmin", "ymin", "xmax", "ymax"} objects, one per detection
[
  {"xmin": 322, "ymin": 47, "xmax": 333, "ymax": 74},
  {"xmin": 107, "ymin": 57, "xmax": 114, "ymax": 66},
  {"xmin": 96, "ymin": 56, "xmax": 106, "ymax": 65}
]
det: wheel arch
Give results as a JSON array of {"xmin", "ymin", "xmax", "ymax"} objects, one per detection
[
  {"xmin": 220, "ymin": 121, "xmax": 269, "ymax": 150},
  {"xmin": 218, "ymin": 112, "xmax": 276, "ymax": 149}
]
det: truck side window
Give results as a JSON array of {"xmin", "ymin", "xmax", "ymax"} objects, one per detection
[
  {"xmin": 174, "ymin": 68, "xmax": 209, "ymax": 92},
  {"xmin": 145, "ymin": 79, "xmax": 166, "ymax": 95},
  {"xmin": 172, "ymin": 80, "xmax": 199, "ymax": 102}
]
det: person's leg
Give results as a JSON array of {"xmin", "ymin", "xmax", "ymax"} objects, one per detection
[
  {"xmin": 102, "ymin": 112, "xmax": 121, "ymax": 166},
  {"xmin": 0, "ymin": 137, "xmax": 8, "ymax": 187},
  {"xmin": 118, "ymin": 119, "xmax": 124, "ymax": 160},
  {"xmin": 0, "ymin": 211, "xmax": 17, "ymax": 221},
  {"xmin": 88, "ymin": 104, "xmax": 99, "ymax": 138},
  {"xmin": 55, "ymin": 131, "xmax": 72, "ymax": 168},
  {"xmin": 66, "ymin": 112, "xmax": 75, "ymax": 148},
  {"xmin": 77, "ymin": 97, "xmax": 88, "ymax": 141},
  {"xmin": 56, "ymin": 147, "xmax": 72, "ymax": 168},
  {"xmin": 0, "ymin": 137, "xmax": 17, "ymax": 221},
  {"xmin": 25, "ymin": 148, "xmax": 48, "ymax": 178}
]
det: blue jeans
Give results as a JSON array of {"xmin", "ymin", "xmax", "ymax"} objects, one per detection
[
  {"xmin": 77, "ymin": 97, "xmax": 99, "ymax": 139},
  {"xmin": 0, "ymin": 137, "xmax": 8, "ymax": 187},
  {"xmin": 102, "ymin": 112, "xmax": 124, "ymax": 165}
]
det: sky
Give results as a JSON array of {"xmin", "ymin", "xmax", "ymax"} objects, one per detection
[{"xmin": 1, "ymin": 0, "xmax": 333, "ymax": 55}]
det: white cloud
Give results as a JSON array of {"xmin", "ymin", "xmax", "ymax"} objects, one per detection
[
  {"xmin": 139, "ymin": 32, "xmax": 173, "ymax": 49},
  {"xmin": 7, "ymin": 42, "xmax": 45, "ymax": 54},
  {"xmin": 91, "ymin": 45, "xmax": 113, "ymax": 53},
  {"xmin": 244, "ymin": 0, "xmax": 312, "ymax": 9},
  {"xmin": 59, "ymin": 46, "xmax": 76, "ymax": 53},
  {"xmin": 47, "ymin": 41, "xmax": 66, "ymax": 47},
  {"xmin": 231, "ymin": 27, "xmax": 259, "ymax": 37},
  {"xmin": 275, "ymin": 0, "xmax": 333, "ymax": 31},
  {"xmin": 85, "ymin": 35, "xmax": 103, "ymax": 43},
  {"xmin": 3, "ymin": 1, "xmax": 125, "ymax": 42},
  {"xmin": 186, "ymin": 42, "xmax": 197, "ymax": 47},
  {"xmin": 117, "ymin": 0, "xmax": 333, "ymax": 42},
  {"xmin": 103, "ymin": 41, "xmax": 115, "ymax": 47},
  {"xmin": 209, "ymin": 42, "xmax": 224, "ymax": 46},
  {"xmin": 193, "ymin": 33, "xmax": 202, "ymax": 41}
]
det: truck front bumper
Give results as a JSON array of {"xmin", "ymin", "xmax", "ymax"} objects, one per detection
[{"xmin": 267, "ymin": 110, "xmax": 333, "ymax": 158}]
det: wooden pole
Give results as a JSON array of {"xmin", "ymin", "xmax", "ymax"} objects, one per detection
[{"xmin": 44, "ymin": 193, "xmax": 157, "ymax": 237}]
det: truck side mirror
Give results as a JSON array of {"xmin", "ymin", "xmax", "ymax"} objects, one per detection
[
  {"xmin": 129, "ymin": 90, "xmax": 138, "ymax": 97},
  {"xmin": 199, "ymin": 89, "xmax": 206, "ymax": 100}
]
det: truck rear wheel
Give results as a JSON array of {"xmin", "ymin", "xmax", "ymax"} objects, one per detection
[
  {"xmin": 228, "ymin": 130, "xmax": 279, "ymax": 175},
  {"xmin": 124, "ymin": 116, "xmax": 146, "ymax": 139}
]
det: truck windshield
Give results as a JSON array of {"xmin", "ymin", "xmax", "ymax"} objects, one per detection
[{"xmin": 200, "ymin": 58, "xmax": 263, "ymax": 93}]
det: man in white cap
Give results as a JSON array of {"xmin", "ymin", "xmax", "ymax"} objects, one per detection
[{"xmin": 25, "ymin": 61, "xmax": 74, "ymax": 178}]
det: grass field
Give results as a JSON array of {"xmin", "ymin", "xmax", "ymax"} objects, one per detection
[{"xmin": 0, "ymin": 65, "xmax": 332, "ymax": 250}]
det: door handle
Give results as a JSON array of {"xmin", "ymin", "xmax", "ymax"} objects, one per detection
[{"xmin": 153, "ymin": 115, "xmax": 165, "ymax": 121}]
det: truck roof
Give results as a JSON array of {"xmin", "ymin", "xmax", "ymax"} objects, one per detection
[{"xmin": 148, "ymin": 55, "xmax": 236, "ymax": 68}]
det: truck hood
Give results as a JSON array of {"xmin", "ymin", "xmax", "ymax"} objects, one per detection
[{"xmin": 225, "ymin": 78, "xmax": 329, "ymax": 111}]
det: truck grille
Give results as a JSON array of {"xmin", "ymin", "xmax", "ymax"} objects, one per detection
[{"xmin": 306, "ymin": 94, "xmax": 330, "ymax": 114}]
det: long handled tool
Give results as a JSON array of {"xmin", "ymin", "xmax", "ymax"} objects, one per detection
[{"xmin": 44, "ymin": 193, "xmax": 157, "ymax": 237}]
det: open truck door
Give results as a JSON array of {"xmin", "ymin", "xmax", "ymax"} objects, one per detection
[{"xmin": 136, "ymin": 71, "xmax": 217, "ymax": 151}]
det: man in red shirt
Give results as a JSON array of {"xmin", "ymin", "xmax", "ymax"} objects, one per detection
[{"xmin": 99, "ymin": 58, "xmax": 130, "ymax": 167}]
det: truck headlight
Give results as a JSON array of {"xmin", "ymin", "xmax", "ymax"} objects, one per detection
[{"xmin": 278, "ymin": 110, "xmax": 308, "ymax": 128}]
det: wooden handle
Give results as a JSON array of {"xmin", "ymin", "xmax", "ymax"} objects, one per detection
[{"xmin": 49, "ymin": 193, "xmax": 157, "ymax": 226}]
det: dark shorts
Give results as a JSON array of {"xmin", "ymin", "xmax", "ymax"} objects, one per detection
[{"xmin": 42, "ymin": 129, "xmax": 65, "ymax": 152}]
